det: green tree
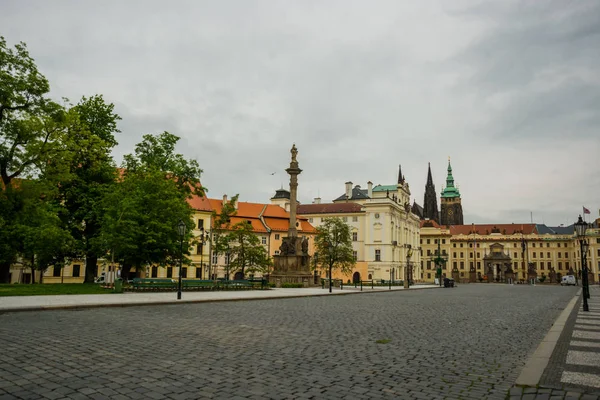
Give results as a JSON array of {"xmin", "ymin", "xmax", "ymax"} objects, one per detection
[
  {"xmin": 209, "ymin": 194, "xmax": 238, "ymax": 279},
  {"xmin": 0, "ymin": 37, "xmax": 65, "ymax": 282},
  {"xmin": 227, "ymin": 221, "xmax": 271, "ymax": 279},
  {"xmin": 314, "ymin": 217, "xmax": 355, "ymax": 293},
  {"xmin": 99, "ymin": 132, "xmax": 203, "ymax": 279},
  {"xmin": 50, "ymin": 95, "xmax": 121, "ymax": 283}
]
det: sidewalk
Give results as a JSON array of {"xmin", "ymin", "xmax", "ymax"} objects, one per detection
[
  {"xmin": 511, "ymin": 286, "xmax": 600, "ymax": 399},
  {"xmin": 0, "ymin": 284, "xmax": 440, "ymax": 313}
]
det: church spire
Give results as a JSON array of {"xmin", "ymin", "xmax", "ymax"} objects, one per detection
[
  {"xmin": 397, "ymin": 164, "xmax": 404, "ymax": 184},
  {"xmin": 423, "ymin": 162, "xmax": 440, "ymax": 224},
  {"xmin": 426, "ymin": 162, "xmax": 434, "ymax": 186},
  {"xmin": 441, "ymin": 157, "xmax": 460, "ymax": 198}
]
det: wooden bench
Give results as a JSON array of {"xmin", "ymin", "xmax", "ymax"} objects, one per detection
[
  {"xmin": 132, "ymin": 278, "xmax": 176, "ymax": 291},
  {"xmin": 182, "ymin": 280, "xmax": 215, "ymax": 290}
]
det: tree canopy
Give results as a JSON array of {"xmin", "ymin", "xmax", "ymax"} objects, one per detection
[{"xmin": 314, "ymin": 217, "xmax": 355, "ymax": 291}]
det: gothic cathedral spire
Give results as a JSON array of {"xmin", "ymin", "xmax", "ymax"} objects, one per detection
[
  {"xmin": 397, "ymin": 164, "xmax": 405, "ymax": 184},
  {"xmin": 423, "ymin": 162, "xmax": 440, "ymax": 224}
]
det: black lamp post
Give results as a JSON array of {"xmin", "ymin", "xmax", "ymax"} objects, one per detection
[
  {"xmin": 200, "ymin": 228, "xmax": 209, "ymax": 279},
  {"xmin": 432, "ymin": 241, "xmax": 448, "ymax": 287},
  {"xmin": 404, "ymin": 246, "xmax": 413, "ymax": 289},
  {"xmin": 575, "ymin": 215, "xmax": 590, "ymax": 311},
  {"xmin": 177, "ymin": 220, "xmax": 186, "ymax": 300}
]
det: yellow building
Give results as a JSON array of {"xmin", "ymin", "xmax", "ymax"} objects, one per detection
[
  {"xmin": 297, "ymin": 166, "xmax": 421, "ymax": 284},
  {"xmin": 419, "ymin": 219, "xmax": 600, "ymax": 284}
]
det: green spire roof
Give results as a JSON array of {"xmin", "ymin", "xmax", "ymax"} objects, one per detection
[{"xmin": 441, "ymin": 158, "xmax": 460, "ymax": 198}]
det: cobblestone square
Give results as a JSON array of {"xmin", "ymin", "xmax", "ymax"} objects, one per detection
[{"xmin": 0, "ymin": 285, "xmax": 577, "ymax": 399}]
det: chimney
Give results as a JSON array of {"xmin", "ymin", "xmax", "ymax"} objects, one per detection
[
  {"xmin": 367, "ymin": 181, "xmax": 373, "ymax": 198},
  {"xmin": 234, "ymin": 197, "xmax": 238, "ymax": 209},
  {"xmin": 313, "ymin": 197, "xmax": 321, "ymax": 204},
  {"xmin": 345, "ymin": 181, "xmax": 352, "ymax": 199},
  {"xmin": 222, "ymin": 194, "xmax": 227, "ymax": 204}
]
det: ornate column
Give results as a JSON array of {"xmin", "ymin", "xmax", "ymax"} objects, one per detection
[{"xmin": 286, "ymin": 144, "xmax": 302, "ymax": 238}]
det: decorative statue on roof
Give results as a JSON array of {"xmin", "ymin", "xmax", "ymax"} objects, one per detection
[
  {"xmin": 291, "ymin": 144, "xmax": 298, "ymax": 163},
  {"xmin": 301, "ymin": 237, "xmax": 309, "ymax": 255}
]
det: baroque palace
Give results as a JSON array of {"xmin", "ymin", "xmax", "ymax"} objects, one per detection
[{"xmin": 8, "ymin": 159, "xmax": 600, "ymax": 286}]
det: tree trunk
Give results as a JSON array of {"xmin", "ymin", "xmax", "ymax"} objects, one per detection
[
  {"xmin": 31, "ymin": 255, "xmax": 36, "ymax": 284},
  {"xmin": 0, "ymin": 261, "xmax": 10, "ymax": 283},
  {"xmin": 84, "ymin": 254, "xmax": 97, "ymax": 283},
  {"xmin": 121, "ymin": 263, "xmax": 132, "ymax": 282}
]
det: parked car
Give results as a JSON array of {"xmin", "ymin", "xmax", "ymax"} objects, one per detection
[{"xmin": 561, "ymin": 275, "xmax": 577, "ymax": 286}]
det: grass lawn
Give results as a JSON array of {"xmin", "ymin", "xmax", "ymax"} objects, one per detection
[{"xmin": 0, "ymin": 283, "xmax": 114, "ymax": 297}]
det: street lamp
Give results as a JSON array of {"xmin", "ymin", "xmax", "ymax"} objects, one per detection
[
  {"xmin": 404, "ymin": 246, "xmax": 413, "ymax": 289},
  {"xmin": 575, "ymin": 215, "xmax": 590, "ymax": 311},
  {"xmin": 177, "ymin": 220, "xmax": 186, "ymax": 300},
  {"xmin": 432, "ymin": 241, "xmax": 448, "ymax": 287},
  {"xmin": 199, "ymin": 228, "xmax": 209, "ymax": 279}
]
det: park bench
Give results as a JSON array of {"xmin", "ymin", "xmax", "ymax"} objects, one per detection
[
  {"xmin": 182, "ymin": 280, "xmax": 215, "ymax": 290},
  {"xmin": 221, "ymin": 280, "xmax": 254, "ymax": 289},
  {"xmin": 132, "ymin": 278, "xmax": 176, "ymax": 291}
]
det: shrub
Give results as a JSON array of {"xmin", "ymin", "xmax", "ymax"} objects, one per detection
[{"xmin": 281, "ymin": 283, "xmax": 304, "ymax": 288}]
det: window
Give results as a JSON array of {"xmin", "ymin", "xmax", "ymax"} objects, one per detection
[
  {"xmin": 352, "ymin": 232, "xmax": 358, "ymax": 241},
  {"xmin": 460, "ymin": 261, "xmax": 464, "ymax": 270},
  {"xmin": 558, "ymin": 243, "xmax": 561, "ymax": 247},
  {"xmin": 533, "ymin": 252, "xmax": 536, "ymax": 258},
  {"xmin": 597, "ymin": 249, "xmax": 600, "ymax": 257},
  {"xmin": 375, "ymin": 250, "xmax": 381, "ymax": 262},
  {"xmin": 72, "ymin": 265, "xmax": 81, "ymax": 277},
  {"xmin": 513, "ymin": 252, "xmax": 517, "ymax": 258},
  {"xmin": 181, "ymin": 267, "xmax": 187, "ymax": 278},
  {"xmin": 513, "ymin": 262, "xmax": 518, "ymax": 269},
  {"xmin": 427, "ymin": 249, "xmax": 431, "ymax": 256},
  {"xmin": 167, "ymin": 267, "xmax": 173, "ymax": 278},
  {"xmin": 532, "ymin": 243, "xmax": 536, "ymax": 248},
  {"xmin": 453, "ymin": 252, "xmax": 457, "ymax": 258},
  {"xmin": 442, "ymin": 239, "xmax": 446, "ymax": 244},
  {"xmin": 547, "ymin": 252, "xmax": 550, "ymax": 258},
  {"xmin": 470, "ymin": 262, "xmax": 473, "ymax": 269},
  {"xmin": 460, "ymin": 243, "xmax": 463, "ymax": 248},
  {"xmin": 427, "ymin": 261, "xmax": 432, "ymax": 269},
  {"xmin": 53, "ymin": 266, "xmax": 61, "ymax": 277},
  {"xmin": 470, "ymin": 252, "xmax": 473, "ymax": 258},
  {"xmin": 558, "ymin": 262, "xmax": 562, "ymax": 269},
  {"xmin": 453, "ymin": 243, "xmax": 456, "ymax": 248},
  {"xmin": 548, "ymin": 262, "xmax": 552, "ymax": 269},
  {"xmin": 309, "ymin": 218, "xmax": 313, "ymax": 223},
  {"xmin": 342, "ymin": 217, "xmax": 348, "ymax": 222},
  {"xmin": 275, "ymin": 250, "xmax": 280, "ymax": 255},
  {"xmin": 152, "ymin": 267, "xmax": 158, "ymax": 278},
  {"xmin": 566, "ymin": 261, "xmax": 570, "ymax": 269},
  {"xmin": 460, "ymin": 252, "xmax": 464, "ymax": 258},
  {"xmin": 427, "ymin": 239, "xmax": 431, "ymax": 244},
  {"xmin": 353, "ymin": 251, "xmax": 358, "ymax": 261},
  {"xmin": 597, "ymin": 238, "xmax": 600, "ymax": 244},
  {"xmin": 196, "ymin": 268, "xmax": 202, "ymax": 279},
  {"xmin": 453, "ymin": 261, "xmax": 457, "ymax": 269},
  {"xmin": 352, "ymin": 216, "xmax": 358, "ymax": 222},
  {"xmin": 477, "ymin": 262, "xmax": 481, "ymax": 269},
  {"xmin": 212, "ymin": 253, "xmax": 218, "ymax": 264},
  {"xmin": 558, "ymin": 252, "xmax": 562, "ymax": 258},
  {"xmin": 434, "ymin": 239, "xmax": 438, "ymax": 244},
  {"xmin": 427, "ymin": 273, "xmax": 431, "ymax": 279},
  {"xmin": 540, "ymin": 262, "xmax": 544, "ymax": 270},
  {"xmin": 261, "ymin": 236, "xmax": 267, "ymax": 245},
  {"xmin": 225, "ymin": 253, "xmax": 230, "ymax": 264},
  {"xmin": 368, "ymin": 274, "xmax": 372, "ymax": 280},
  {"xmin": 275, "ymin": 234, "xmax": 280, "ymax": 240},
  {"xmin": 477, "ymin": 252, "xmax": 480, "ymax": 258},
  {"xmin": 198, "ymin": 219, "xmax": 204, "ymax": 230},
  {"xmin": 443, "ymin": 250, "xmax": 447, "ymax": 255},
  {"xmin": 197, "ymin": 243, "xmax": 203, "ymax": 255},
  {"xmin": 546, "ymin": 243, "xmax": 550, "ymax": 248}
]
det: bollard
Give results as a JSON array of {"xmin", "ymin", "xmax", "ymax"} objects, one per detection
[
  {"xmin": 321, "ymin": 279, "xmax": 325, "ymax": 289},
  {"xmin": 340, "ymin": 280, "xmax": 343, "ymax": 290},
  {"xmin": 361, "ymin": 280, "xmax": 363, "ymax": 291},
  {"xmin": 371, "ymin": 280, "xmax": 374, "ymax": 289}
]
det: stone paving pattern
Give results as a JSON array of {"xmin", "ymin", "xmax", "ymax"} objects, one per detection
[
  {"xmin": 0, "ymin": 285, "xmax": 576, "ymax": 399},
  {"xmin": 509, "ymin": 287, "xmax": 600, "ymax": 400}
]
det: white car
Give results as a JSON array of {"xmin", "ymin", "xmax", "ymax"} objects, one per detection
[{"xmin": 561, "ymin": 275, "xmax": 577, "ymax": 286}]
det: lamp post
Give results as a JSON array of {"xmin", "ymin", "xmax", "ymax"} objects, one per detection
[
  {"xmin": 199, "ymin": 228, "xmax": 209, "ymax": 279},
  {"xmin": 432, "ymin": 241, "xmax": 448, "ymax": 287},
  {"xmin": 404, "ymin": 246, "xmax": 413, "ymax": 289},
  {"xmin": 177, "ymin": 220, "xmax": 186, "ymax": 300},
  {"xmin": 575, "ymin": 215, "xmax": 590, "ymax": 311}
]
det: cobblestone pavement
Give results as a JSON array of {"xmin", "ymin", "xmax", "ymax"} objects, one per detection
[
  {"xmin": 0, "ymin": 285, "xmax": 576, "ymax": 399},
  {"xmin": 510, "ymin": 287, "xmax": 600, "ymax": 400}
]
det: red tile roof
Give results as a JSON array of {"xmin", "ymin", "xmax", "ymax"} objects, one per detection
[
  {"xmin": 420, "ymin": 220, "xmax": 442, "ymax": 228},
  {"xmin": 297, "ymin": 203, "xmax": 364, "ymax": 214},
  {"xmin": 449, "ymin": 224, "xmax": 537, "ymax": 235},
  {"xmin": 206, "ymin": 199, "xmax": 316, "ymax": 234}
]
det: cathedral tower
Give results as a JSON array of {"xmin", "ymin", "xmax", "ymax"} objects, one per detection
[
  {"xmin": 423, "ymin": 163, "xmax": 440, "ymax": 224},
  {"xmin": 440, "ymin": 158, "xmax": 463, "ymax": 225}
]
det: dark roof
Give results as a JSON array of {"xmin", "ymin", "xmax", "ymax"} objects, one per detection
[
  {"xmin": 333, "ymin": 185, "xmax": 369, "ymax": 201},
  {"xmin": 271, "ymin": 188, "xmax": 290, "ymax": 200},
  {"xmin": 298, "ymin": 203, "xmax": 364, "ymax": 214},
  {"xmin": 411, "ymin": 201, "xmax": 423, "ymax": 217},
  {"xmin": 536, "ymin": 224, "xmax": 575, "ymax": 235}
]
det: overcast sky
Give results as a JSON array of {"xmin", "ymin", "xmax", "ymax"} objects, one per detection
[{"xmin": 2, "ymin": 0, "xmax": 599, "ymax": 226}]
